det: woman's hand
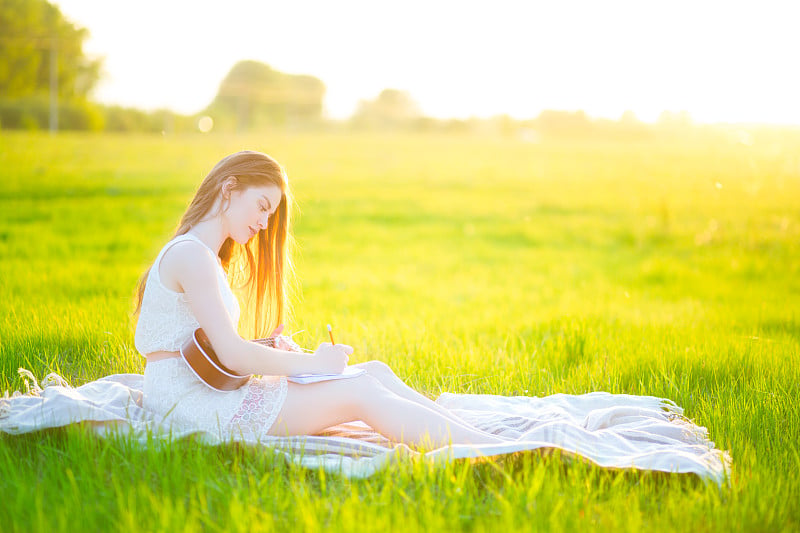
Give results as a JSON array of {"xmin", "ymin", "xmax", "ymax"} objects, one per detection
[
  {"xmin": 311, "ymin": 342, "xmax": 353, "ymax": 374},
  {"xmin": 267, "ymin": 324, "xmax": 294, "ymax": 351}
]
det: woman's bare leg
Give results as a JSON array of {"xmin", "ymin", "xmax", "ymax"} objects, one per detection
[
  {"xmin": 352, "ymin": 360, "xmax": 490, "ymax": 432},
  {"xmin": 268, "ymin": 374, "xmax": 506, "ymax": 448}
]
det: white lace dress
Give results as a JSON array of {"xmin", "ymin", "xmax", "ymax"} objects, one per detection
[{"xmin": 135, "ymin": 233, "xmax": 288, "ymax": 441}]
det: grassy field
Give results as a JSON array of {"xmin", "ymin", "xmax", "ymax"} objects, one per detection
[{"xmin": 1, "ymin": 129, "xmax": 798, "ymax": 531}]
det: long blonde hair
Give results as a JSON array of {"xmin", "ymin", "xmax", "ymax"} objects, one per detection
[{"xmin": 134, "ymin": 150, "xmax": 295, "ymax": 339}]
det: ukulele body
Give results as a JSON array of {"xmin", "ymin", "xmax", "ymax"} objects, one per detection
[{"xmin": 180, "ymin": 328, "xmax": 251, "ymax": 391}]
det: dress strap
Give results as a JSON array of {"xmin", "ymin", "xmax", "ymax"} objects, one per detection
[{"xmin": 181, "ymin": 232, "xmax": 221, "ymax": 261}]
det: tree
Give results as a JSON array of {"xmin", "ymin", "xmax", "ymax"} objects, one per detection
[
  {"xmin": 534, "ymin": 109, "xmax": 593, "ymax": 137},
  {"xmin": 657, "ymin": 110, "xmax": 692, "ymax": 128},
  {"xmin": 350, "ymin": 89, "xmax": 422, "ymax": 129},
  {"xmin": 0, "ymin": 0, "xmax": 101, "ymax": 99},
  {"xmin": 205, "ymin": 60, "xmax": 325, "ymax": 131}
]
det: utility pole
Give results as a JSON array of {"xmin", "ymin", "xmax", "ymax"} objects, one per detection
[{"xmin": 49, "ymin": 38, "xmax": 58, "ymax": 133}]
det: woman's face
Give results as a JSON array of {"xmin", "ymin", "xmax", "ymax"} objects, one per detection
[{"xmin": 225, "ymin": 183, "xmax": 283, "ymax": 243}]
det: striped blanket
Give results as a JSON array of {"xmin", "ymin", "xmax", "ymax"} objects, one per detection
[{"xmin": 1, "ymin": 369, "xmax": 731, "ymax": 483}]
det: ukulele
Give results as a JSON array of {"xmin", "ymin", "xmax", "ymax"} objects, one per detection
[{"xmin": 180, "ymin": 328, "xmax": 303, "ymax": 392}]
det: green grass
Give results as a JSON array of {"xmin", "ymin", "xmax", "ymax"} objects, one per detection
[{"xmin": 1, "ymin": 130, "xmax": 799, "ymax": 531}]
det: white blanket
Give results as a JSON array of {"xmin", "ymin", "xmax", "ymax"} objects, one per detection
[{"xmin": 1, "ymin": 369, "xmax": 731, "ymax": 483}]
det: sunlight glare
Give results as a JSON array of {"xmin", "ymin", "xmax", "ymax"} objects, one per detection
[
  {"xmin": 197, "ymin": 116, "xmax": 213, "ymax": 133},
  {"xmin": 50, "ymin": 0, "xmax": 800, "ymax": 125}
]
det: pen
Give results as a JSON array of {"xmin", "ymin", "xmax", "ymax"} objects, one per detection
[{"xmin": 327, "ymin": 324, "xmax": 335, "ymax": 345}]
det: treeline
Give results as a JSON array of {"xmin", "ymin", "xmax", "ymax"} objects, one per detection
[
  {"xmin": 0, "ymin": 96, "xmax": 194, "ymax": 132},
  {"xmin": 0, "ymin": 91, "xmax": 681, "ymax": 140},
  {"xmin": 0, "ymin": 85, "xmax": 695, "ymax": 141}
]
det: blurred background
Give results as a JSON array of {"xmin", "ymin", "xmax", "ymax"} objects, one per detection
[
  {"xmin": 2, "ymin": 5, "xmax": 799, "ymax": 530},
  {"xmin": 2, "ymin": 0, "xmax": 799, "ymax": 137}
]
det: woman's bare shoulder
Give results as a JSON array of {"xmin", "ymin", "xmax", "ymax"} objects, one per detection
[{"xmin": 158, "ymin": 240, "xmax": 218, "ymax": 292}]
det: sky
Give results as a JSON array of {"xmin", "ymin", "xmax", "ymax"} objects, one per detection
[{"xmin": 52, "ymin": 0, "xmax": 800, "ymax": 125}]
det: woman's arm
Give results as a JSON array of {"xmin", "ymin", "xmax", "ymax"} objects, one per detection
[{"xmin": 162, "ymin": 241, "xmax": 350, "ymax": 376}]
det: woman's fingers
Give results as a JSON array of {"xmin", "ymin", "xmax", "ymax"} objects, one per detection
[
  {"xmin": 314, "ymin": 342, "xmax": 352, "ymax": 370},
  {"xmin": 335, "ymin": 345, "xmax": 351, "ymax": 366},
  {"xmin": 269, "ymin": 324, "xmax": 285, "ymax": 337},
  {"xmin": 338, "ymin": 343, "xmax": 354, "ymax": 356},
  {"xmin": 319, "ymin": 342, "xmax": 354, "ymax": 355}
]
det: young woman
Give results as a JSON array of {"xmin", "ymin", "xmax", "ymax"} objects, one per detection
[{"xmin": 134, "ymin": 150, "xmax": 506, "ymax": 448}]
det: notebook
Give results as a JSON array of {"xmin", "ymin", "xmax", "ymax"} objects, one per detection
[{"xmin": 287, "ymin": 366, "xmax": 366, "ymax": 384}]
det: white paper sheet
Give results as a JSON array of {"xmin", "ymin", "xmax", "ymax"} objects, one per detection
[{"xmin": 287, "ymin": 366, "xmax": 366, "ymax": 384}]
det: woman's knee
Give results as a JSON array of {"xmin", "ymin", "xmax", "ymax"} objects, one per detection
[{"xmin": 357, "ymin": 360, "xmax": 395, "ymax": 380}]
